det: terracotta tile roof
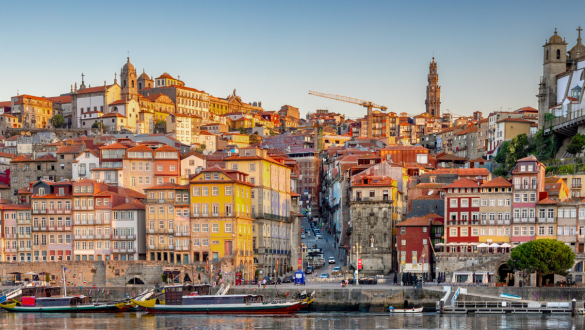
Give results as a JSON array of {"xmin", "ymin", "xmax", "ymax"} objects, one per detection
[
  {"xmin": 76, "ymin": 85, "xmax": 114, "ymax": 94},
  {"xmin": 155, "ymin": 145, "xmax": 179, "ymax": 152},
  {"xmin": 47, "ymin": 95, "xmax": 72, "ymax": 104},
  {"xmin": 0, "ymin": 101, "xmax": 11, "ymax": 108},
  {"xmin": 126, "ymin": 145, "xmax": 154, "ymax": 152},
  {"xmin": 537, "ymin": 197, "xmax": 557, "ymax": 205},
  {"xmin": 17, "ymin": 186, "xmax": 33, "ymax": 195},
  {"xmin": 424, "ymin": 213, "xmax": 443, "ymax": 219},
  {"xmin": 57, "ymin": 145, "xmax": 84, "ymax": 154},
  {"xmin": 496, "ymin": 118, "xmax": 533, "ymax": 124},
  {"xmin": 545, "ymin": 176, "xmax": 562, "ymax": 184},
  {"xmin": 109, "ymin": 99, "xmax": 128, "ymax": 105},
  {"xmin": 437, "ymin": 154, "xmax": 467, "ymax": 161},
  {"xmin": 396, "ymin": 217, "xmax": 431, "ymax": 227},
  {"xmin": 112, "ymin": 202, "xmax": 145, "ymax": 210},
  {"xmin": 425, "ymin": 168, "xmax": 491, "ymax": 177},
  {"xmin": 143, "ymin": 182, "xmax": 189, "ymax": 190},
  {"xmin": 99, "ymin": 142, "xmax": 129, "ymax": 150},
  {"xmin": 181, "ymin": 150, "xmax": 206, "ymax": 160},
  {"xmin": 444, "ymin": 178, "xmax": 481, "ymax": 189},
  {"xmin": 0, "ymin": 152, "xmax": 15, "ymax": 159},
  {"xmin": 411, "ymin": 183, "xmax": 445, "ymax": 189},
  {"xmin": 467, "ymin": 158, "xmax": 487, "ymax": 163},
  {"xmin": 481, "ymin": 176, "xmax": 512, "ymax": 188},
  {"xmin": 101, "ymin": 113, "xmax": 126, "ymax": 118}
]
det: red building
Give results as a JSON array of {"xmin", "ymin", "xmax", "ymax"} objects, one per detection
[
  {"xmin": 396, "ymin": 216, "xmax": 433, "ymax": 279},
  {"xmin": 153, "ymin": 145, "xmax": 181, "ymax": 185},
  {"xmin": 444, "ymin": 178, "xmax": 481, "ymax": 251}
]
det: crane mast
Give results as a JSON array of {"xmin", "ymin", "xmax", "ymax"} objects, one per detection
[{"xmin": 308, "ymin": 90, "xmax": 387, "ymax": 139}]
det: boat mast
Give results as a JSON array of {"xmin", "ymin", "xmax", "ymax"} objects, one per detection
[{"xmin": 62, "ymin": 265, "xmax": 67, "ymax": 297}]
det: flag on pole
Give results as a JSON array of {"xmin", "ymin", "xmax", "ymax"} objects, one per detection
[
  {"xmin": 83, "ymin": 280, "xmax": 86, "ymax": 284},
  {"xmin": 311, "ymin": 291, "xmax": 315, "ymax": 297},
  {"xmin": 287, "ymin": 292, "xmax": 290, "ymax": 296},
  {"xmin": 89, "ymin": 290, "xmax": 93, "ymax": 295},
  {"xmin": 107, "ymin": 291, "xmax": 110, "ymax": 295},
  {"xmin": 301, "ymin": 290, "xmax": 306, "ymax": 296},
  {"xmin": 64, "ymin": 267, "xmax": 67, "ymax": 271}
]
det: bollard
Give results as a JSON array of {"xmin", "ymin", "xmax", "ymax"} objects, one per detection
[
  {"xmin": 440, "ymin": 298, "xmax": 444, "ymax": 314},
  {"xmin": 572, "ymin": 298, "xmax": 576, "ymax": 317}
]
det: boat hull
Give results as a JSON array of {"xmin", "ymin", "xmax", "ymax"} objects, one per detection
[
  {"xmin": 390, "ymin": 307, "xmax": 424, "ymax": 313},
  {"xmin": 0, "ymin": 303, "xmax": 126, "ymax": 313},
  {"xmin": 135, "ymin": 301, "xmax": 308, "ymax": 314}
]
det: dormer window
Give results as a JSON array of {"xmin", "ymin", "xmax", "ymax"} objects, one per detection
[
  {"xmin": 59, "ymin": 188, "xmax": 64, "ymax": 196},
  {"xmin": 520, "ymin": 165, "xmax": 525, "ymax": 172},
  {"xmin": 38, "ymin": 188, "xmax": 45, "ymax": 196},
  {"xmin": 213, "ymin": 173, "xmax": 219, "ymax": 180},
  {"xmin": 204, "ymin": 173, "xmax": 211, "ymax": 180}
]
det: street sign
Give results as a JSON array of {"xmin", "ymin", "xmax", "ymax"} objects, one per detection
[{"xmin": 357, "ymin": 259, "xmax": 362, "ymax": 270}]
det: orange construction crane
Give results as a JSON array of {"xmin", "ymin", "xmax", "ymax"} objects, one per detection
[{"xmin": 308, "ymin": 90, "xmax": 387, "ymax": 139}]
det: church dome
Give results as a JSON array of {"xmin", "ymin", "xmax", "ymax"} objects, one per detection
[
  {"xmin": 139, "ymin": 69, "xmax": 150, "ymax": 80},
  {"xmin": 122, "ymin": 57, "xmax": 135, "ymax": 72},
  {"xmin": 549, "ymin": 29, "xmax": 564, "ymax": 44}
]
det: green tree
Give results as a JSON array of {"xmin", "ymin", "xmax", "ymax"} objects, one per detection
[
  {"xmin": 50, "ymin": 114, "xmax": 65, "ymax": 128},
  {"xmin": 161, "ymin": 273, "xmax": 167, "ymax": 284},
  {"xmin": 45, "ymin": 273, "xmax": 50, "ymax": 283},
  {"xmin": 238, "ymin": 127, "xmax": 247, "ymax": 134},
  {"xmin": 195, "ymin": 144, "xmax": 207, "ymax": 154},
  {"xmin": 494, "ymin": 141, "xmax": 509, "ymax": 164},
  {"xmin": 92, "ymin": 122, "xmax": 105, "ymax": 132},
  {"xmin": 249, "ymin": 133, "xmax": 261, "ymax": 145},
  {"xmin": 567, "ymin": 133, "xmax": 585, "ymax": 155},
  {"xmin": 507, "ymin": 239, "xmax": 575, "ymax": 287},
  {"xmin": 544, "ymin": 112, "xmax": 556, "ymax": 122}
]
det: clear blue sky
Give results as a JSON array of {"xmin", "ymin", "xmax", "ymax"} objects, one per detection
[{"xmin": 1, "ymin": 0, "xmax": 583, "ymax": 119}]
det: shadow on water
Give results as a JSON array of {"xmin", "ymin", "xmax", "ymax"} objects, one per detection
[{"xmin": 0, "ymin": 312, "xmax": 583, "ymax": 329}]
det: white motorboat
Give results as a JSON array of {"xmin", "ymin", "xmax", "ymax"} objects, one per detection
[{"xmin": 389, "ymin": 307, "xmax": 423, "ymax": 313}]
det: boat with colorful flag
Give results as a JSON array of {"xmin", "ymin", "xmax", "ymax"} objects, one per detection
[{"xmin": 131, "ymin": 284, "xmax": 314, "ymax": 314}]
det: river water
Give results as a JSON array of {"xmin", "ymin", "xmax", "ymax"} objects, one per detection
[{"xmin": 0, "ymin": 312, "xmax": 583, "ymax": 330}]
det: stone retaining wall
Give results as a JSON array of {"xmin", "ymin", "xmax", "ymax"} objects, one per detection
[{"xmin": 0, "ymin": 260, "xmax": 234, "ymax": 286}]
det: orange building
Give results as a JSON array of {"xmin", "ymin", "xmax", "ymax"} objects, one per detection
[{"xmin": 154, "ymin": 145, "xmax": 181, "ymax": 185}]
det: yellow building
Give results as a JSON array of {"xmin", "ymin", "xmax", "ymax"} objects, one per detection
[
  {"xmin": 224, "ymin": 148, "xmax": 293, "ymax": 276},
  {"xmin": 144, "ymin": 182, "xmax": 190, "ymax": 264},
  {"xmin": 536, "ymin": 197, "xmax": 557, "ymax": 240},
  {"xmin": 190, "ymin": 165, "xmax": 255, "ymax": 280},
  {"xmin": 222, "ymin": 133, "xmax": 250, "ymax": 148}
]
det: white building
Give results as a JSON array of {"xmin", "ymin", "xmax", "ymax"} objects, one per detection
[
  {"xmin": 111, "ymin": 202, "xmax": 146, "ymax": 261},
  {"xmin": 72, "ymin": 150, "xmax": 100, "ymax": 180},
  {"xmin": 180, "ymin": 151, "xmax": 206, "ymax": 181}
]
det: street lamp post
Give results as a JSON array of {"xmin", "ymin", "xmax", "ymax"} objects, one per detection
[{"xmin": 355, "ymin": 243, "xmax": 362, "ymax": 286}]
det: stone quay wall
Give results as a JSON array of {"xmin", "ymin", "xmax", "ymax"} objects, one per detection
[
  {"xmin": 229, "ymin": 287, "xmax": 443, "ymax": 312},
  {"xmin": 0, "ymin": 259, "xmax": 234, "ymax": 287}
]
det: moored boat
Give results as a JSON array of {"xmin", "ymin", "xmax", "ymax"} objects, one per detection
[
  {"xmin": 132, "ymin": 284, "xmax": 314, "ymax": 314},
  {"xmin": 389, "ymin": 307, "xmax": 424, "ymax": 313},
  {"xmin": 0, "ymin": 295, "xmax": 126, "ymax": 313}
]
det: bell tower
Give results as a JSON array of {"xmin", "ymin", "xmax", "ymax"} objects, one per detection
[
  {"xmin": 538, "ymin": 28, "xmax": 568, "ymax": 128},
  {"xmin": 120, "ymin": 57, "xmax": 138, "ymax": 100},
  {"xmin": 425, "ymin": 57, "xmax": 441, "ymax": 118}
]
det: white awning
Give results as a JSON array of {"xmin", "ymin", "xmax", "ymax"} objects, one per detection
[{"xmin": 477, "ymin": 243, "xmax": 489, "ymax": 248}]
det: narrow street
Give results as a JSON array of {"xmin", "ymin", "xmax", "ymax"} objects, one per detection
[{"xmin": 300, "ymin": 216, "xmax": 342, "ymax": 278}]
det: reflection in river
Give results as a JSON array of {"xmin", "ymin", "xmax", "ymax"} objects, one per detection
[{"xmin": 0, "ymin": 312, "xmax": 582, "ymax": 329}]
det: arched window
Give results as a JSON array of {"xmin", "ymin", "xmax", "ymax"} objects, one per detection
[
  {"xmin": 123, "ymin": 80, "xmax": 127, "ymax": 88},
  {"xmin": 132, "ymin": 80, "xmax": 135, "ymax": 88},
  {"xmin": 546, "ymin": 50, "xmax": 549, "ymax": 60},
  {"xmin": 557, "ymin": 49, "xmax": 561, "ymax": 59},
  {"xmin": 139, "ymin": 83, "xmax": 142, "ymax": 90}
]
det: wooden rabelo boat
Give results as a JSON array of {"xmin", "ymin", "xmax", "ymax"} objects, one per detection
[{"xmin": 132, "ymin": 284, "xmax": 314, "ymax": 314}]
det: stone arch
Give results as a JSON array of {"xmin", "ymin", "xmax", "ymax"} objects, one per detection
[
  {"xmin": 497, "ymin": 263, "xmax": 514, "ymax": 286},
  {"xmin": 127, "ymin": 277, "xmax": 145, "ymax": 285}
]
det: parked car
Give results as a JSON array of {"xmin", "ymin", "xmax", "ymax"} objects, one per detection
[
  {"xmin": 301, "ymin": 234, "xmax": 306, "ymax": 239},
  {"xmin": 275, "ymin": 277, "xmax": 282, "ymax": 285},
  {"xmin": 332, "ymin": 267, "xmax": 341, "ymax": 274},
  {"xmin": 305, "ymin": 266, "xmax": 313, "ymax": 274},
  {"xmin": 316, "ymin": 234, "xmax": 323, "ymax": 239},
  {"xmin": 307, "ymin": 232, "xmax": 311, "ymax": 237},
  {"xmin": 328, "ymin": 257, "xmax": 336, "ymax": 264},
  {"xmin": 262, "ymin": 277, "xmax": 275, "ymax": 285},
  {"xmin": 282, "ymin": 276, "xmax": 294, "ymax": 283},
  {"xmin": 319, "ymin": 273, "xmax": 329, "ymax": 279}
]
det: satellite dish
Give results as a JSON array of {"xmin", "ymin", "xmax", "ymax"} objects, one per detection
[{"xmin": 428, "ymin": 190, "xmax": 434, "ymax": 195}]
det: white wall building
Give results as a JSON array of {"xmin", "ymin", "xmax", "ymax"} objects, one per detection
[{"xmin": 73, "ymin": 150, "xmax": 100, "ymax": 180}]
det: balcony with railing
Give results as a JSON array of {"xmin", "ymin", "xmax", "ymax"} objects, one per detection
[
  {"xmin": 191, "ymin": 212, "xmax": 251, "ymax": 219},
  {"xmin": 17, "ymin": 233, "xmax": 31, "ymax": 239},
  {"xmin": 4, "ymin": 247, "xmax": 16, "ymax": 253},
  {"xmin": 146, "ymin": 199, "xmax": 190, "ymax": 205}
]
